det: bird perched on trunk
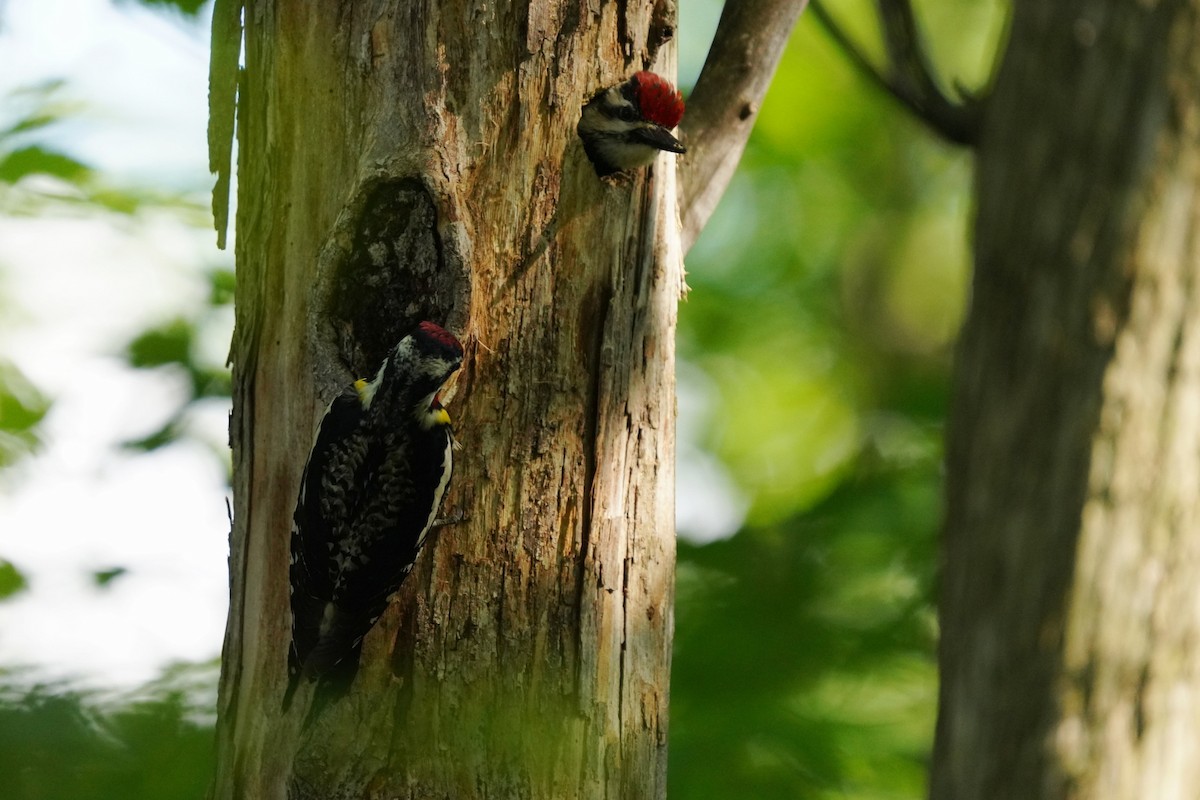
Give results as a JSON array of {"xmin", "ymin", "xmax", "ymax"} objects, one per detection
[
  {"xmin": 577, "ymin": 71, "xmax": 686, "ymax": 177},
  {"xmin": 282, "ymin": 321, "xmax": 464, "ymax": 724}
]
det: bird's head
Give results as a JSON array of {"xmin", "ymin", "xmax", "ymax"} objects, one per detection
[
  {"xmin": 357, "ymin": 322, "xmax": 464, "ymax": 426},
  {"xmin": 578, "ymin": 71, "xmax": 686, "ymax": 177}
]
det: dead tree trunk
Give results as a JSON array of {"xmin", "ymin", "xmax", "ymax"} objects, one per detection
[
  {"xmin": 205, "ymin": 0, "xmax": 800, "ymax": 797},
  {"xmin": 934, "ymin": 1, "xmax": 1200, "ymax": 797}
]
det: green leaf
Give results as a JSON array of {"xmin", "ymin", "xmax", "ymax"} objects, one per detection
[
  {"xmin": 125, "ymin": 319, "xmax": 193, "ymax": 369},
  {"xmin": 92, "ymin": 567, "xmax": 129, "ymax": 588},
  {"xmin": 122, "ymin": 420, "xmax": 180, "ymax": 453},
  {"xmin": 85, "ymin": 187, "xmax": 144, "ymax": 215},
  {"xmin": 0, "ymin": 362, "xmax": 51, "ymax": 470},
  {"xmin": 120, "ymin": 0, "xmax": 208, "ymax": 17},
  {"xmin": 191, "ymin": 366, "xmax": 232, "ymax": 399},
  {"xmin": 0, "ymin": 80, "xmax": 72, "ymax": 140},
  {"xmin": 0, "ymin": 145, "xmax": 92, "ymax": 185},
  {"xmin": 208, "ymin": 268, "xmax": 236, "ymax": 306},
  {"xmin": 0, "ymin": 112, "xmax": 60, "ymax": 139},
  {"xmin": 0, "ymin": 560, "xmax": 29, "ymax": 601}
]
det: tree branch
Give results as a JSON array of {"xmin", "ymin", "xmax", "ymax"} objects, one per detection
[
  {"xmin": 807, "ymin": 1, "xmax": 904, "ymax": 108},
  {"xmin": 810, "ymin": 0, "xmax": 981, "ymax": 146},
  {"xmin": 677, "ymin": 0, "xmax": 809, "ymax": 256}
]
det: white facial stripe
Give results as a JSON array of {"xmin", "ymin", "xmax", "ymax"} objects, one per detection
[
  {"xmin": 591, "ymin": 115, "xmax": 640, "ymax": 135},
  {"xmin": 605, "ymin": 87, "xmax": 631, "ymax": 108},
  {"xmin": 581, "ymin": 87, "xmax": 642, "ymax": 135},
  {"xmin": 357, "ymin": 361, "xmax": 386, "ymax": 408},
  {"xmin": 417, "ymin": 437, "xmax": 454, "ymax": 550}
]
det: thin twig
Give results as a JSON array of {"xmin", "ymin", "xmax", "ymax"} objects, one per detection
[
  {"xmin": 811, "ymin": 0, "xmax": 981, "ymax": 146},
  {"xmin": 808, "ymin": 1, "xmax": 902, "ymax": 106},
  {"xmin": 877, "ymin": 0, "xmax": 980, "ymax": 144}
]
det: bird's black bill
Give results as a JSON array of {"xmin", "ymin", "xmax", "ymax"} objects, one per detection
[{"xmin": 633, "ymin": 125, "xmax": 686, "ymax": 154}]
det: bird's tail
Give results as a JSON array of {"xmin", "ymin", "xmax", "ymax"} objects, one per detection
[
  {"xmin": 281, "ymin": 668, "xmax": 303, "ymax": 713},
  {"xmin": 282, "ymin": 611, "xmax": 366, "ymax": 725}
]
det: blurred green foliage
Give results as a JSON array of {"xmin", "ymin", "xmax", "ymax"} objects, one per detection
[
  {"xmin": 668, "ymin": 1, "xmax": 1004, "ymax": 797},
  {"xmin": 0, "ymin": 664, "xmax": 217, "ymax": 800},
  {"xmin": 0, "ymin": 73, "xmax": 219, "ymax": 467},
  {"xmin": 0, "ymin": 81, "xmax": 203, "ymax": 219},
  {"xmin": 0, "ymin": 82, "xmax": 72, "ymax": 475},
  {"xmin": 0, "ymin": 144, "xmax": 91, "ymax": 186},
  {"xmin": 121, "ymin": 268, "xmax": 235, "ymax": 460},
  {"xmin": 114, "ymin": 0, "xmax": 208, "ymax": 16},
  {"xmin": 0, "ymin": 559, "xmax": 30, "ymax": 600},
  {"xmin": 0, "ymin": 0, "xmax": 1009, "ymax": 798},
  {"xmin": 0, "ymin": 67, "xmax": 228, "ymax": 742},
  {"xmin": 673, "ymin": 461, "xmax": 938, "ymax": 798},
  {"xmin": 0, "ymin": 360, "xmax": 49, "ymax": 472},
  {"xmin": 91, "ymin": 567, "xmax": 130, "ymax": 588},
  {"xmin": 0, "ymin": 77, "xmax": 232, "ymax": 465},
  {"xmin": 0, "ymin": 11, "xmax": 227, "ymax": 800}
]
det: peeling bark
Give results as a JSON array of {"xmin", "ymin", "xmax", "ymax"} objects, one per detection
[{"xmin": 211, "ymin": 2, "xmax": 683, "ymax": 797}]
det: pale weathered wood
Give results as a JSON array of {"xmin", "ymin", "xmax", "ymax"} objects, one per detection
[
  {"xmin": 934, "ymin": 1, "xmax": 1200, "ymax": 797},
  {"xmin": 211, "ymin": 2, "xmax": 687, "ymax": 798}
]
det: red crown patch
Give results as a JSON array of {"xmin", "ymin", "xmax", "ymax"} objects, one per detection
[
  {"xmin": 416, "ymin": 321, "xmax": 463, "ymax": 355},
  {"xmin": 632, "ymin": 72, "xmax": 685, "ymax": 130}
]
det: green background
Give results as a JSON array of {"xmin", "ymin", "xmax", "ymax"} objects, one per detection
[{"xmin": 0, "ymin": 1, "xmax": 1005, "ymax": 797}]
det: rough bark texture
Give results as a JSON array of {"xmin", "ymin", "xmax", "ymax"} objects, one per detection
[
  {"xmin": 934, "ymin": 1, "xmax": 1200, "ymax": 798},
  {"xmin": 210, "ymin": 2, "xmax": 684, "ymax": 798}
]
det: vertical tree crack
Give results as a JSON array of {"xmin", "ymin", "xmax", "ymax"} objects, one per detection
[{"xmin": 575, "ymin": 283, "xmax": 612, "ymax": 699}]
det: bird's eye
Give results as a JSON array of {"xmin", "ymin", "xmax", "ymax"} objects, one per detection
[{"xmin": 615, "ymin": 105, "xmax": 639, "ymax": 122}]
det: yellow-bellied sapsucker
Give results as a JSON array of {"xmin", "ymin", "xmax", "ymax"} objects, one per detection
[
  {"xmin": 577, "ymin": 71, "xmax": 686, "ymax": 177},
  {"xmin": 282, "ymin": 321, "xmax": 464, "ymax": 720}
]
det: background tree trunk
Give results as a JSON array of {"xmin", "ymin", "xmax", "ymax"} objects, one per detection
[
  {"xmin": 209, "ymin": 2, "xmax": 685, "ymax": 797},
  {"xmin": 934, "ymin": 1, "xmax": 1200, "ymax": 797}
]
